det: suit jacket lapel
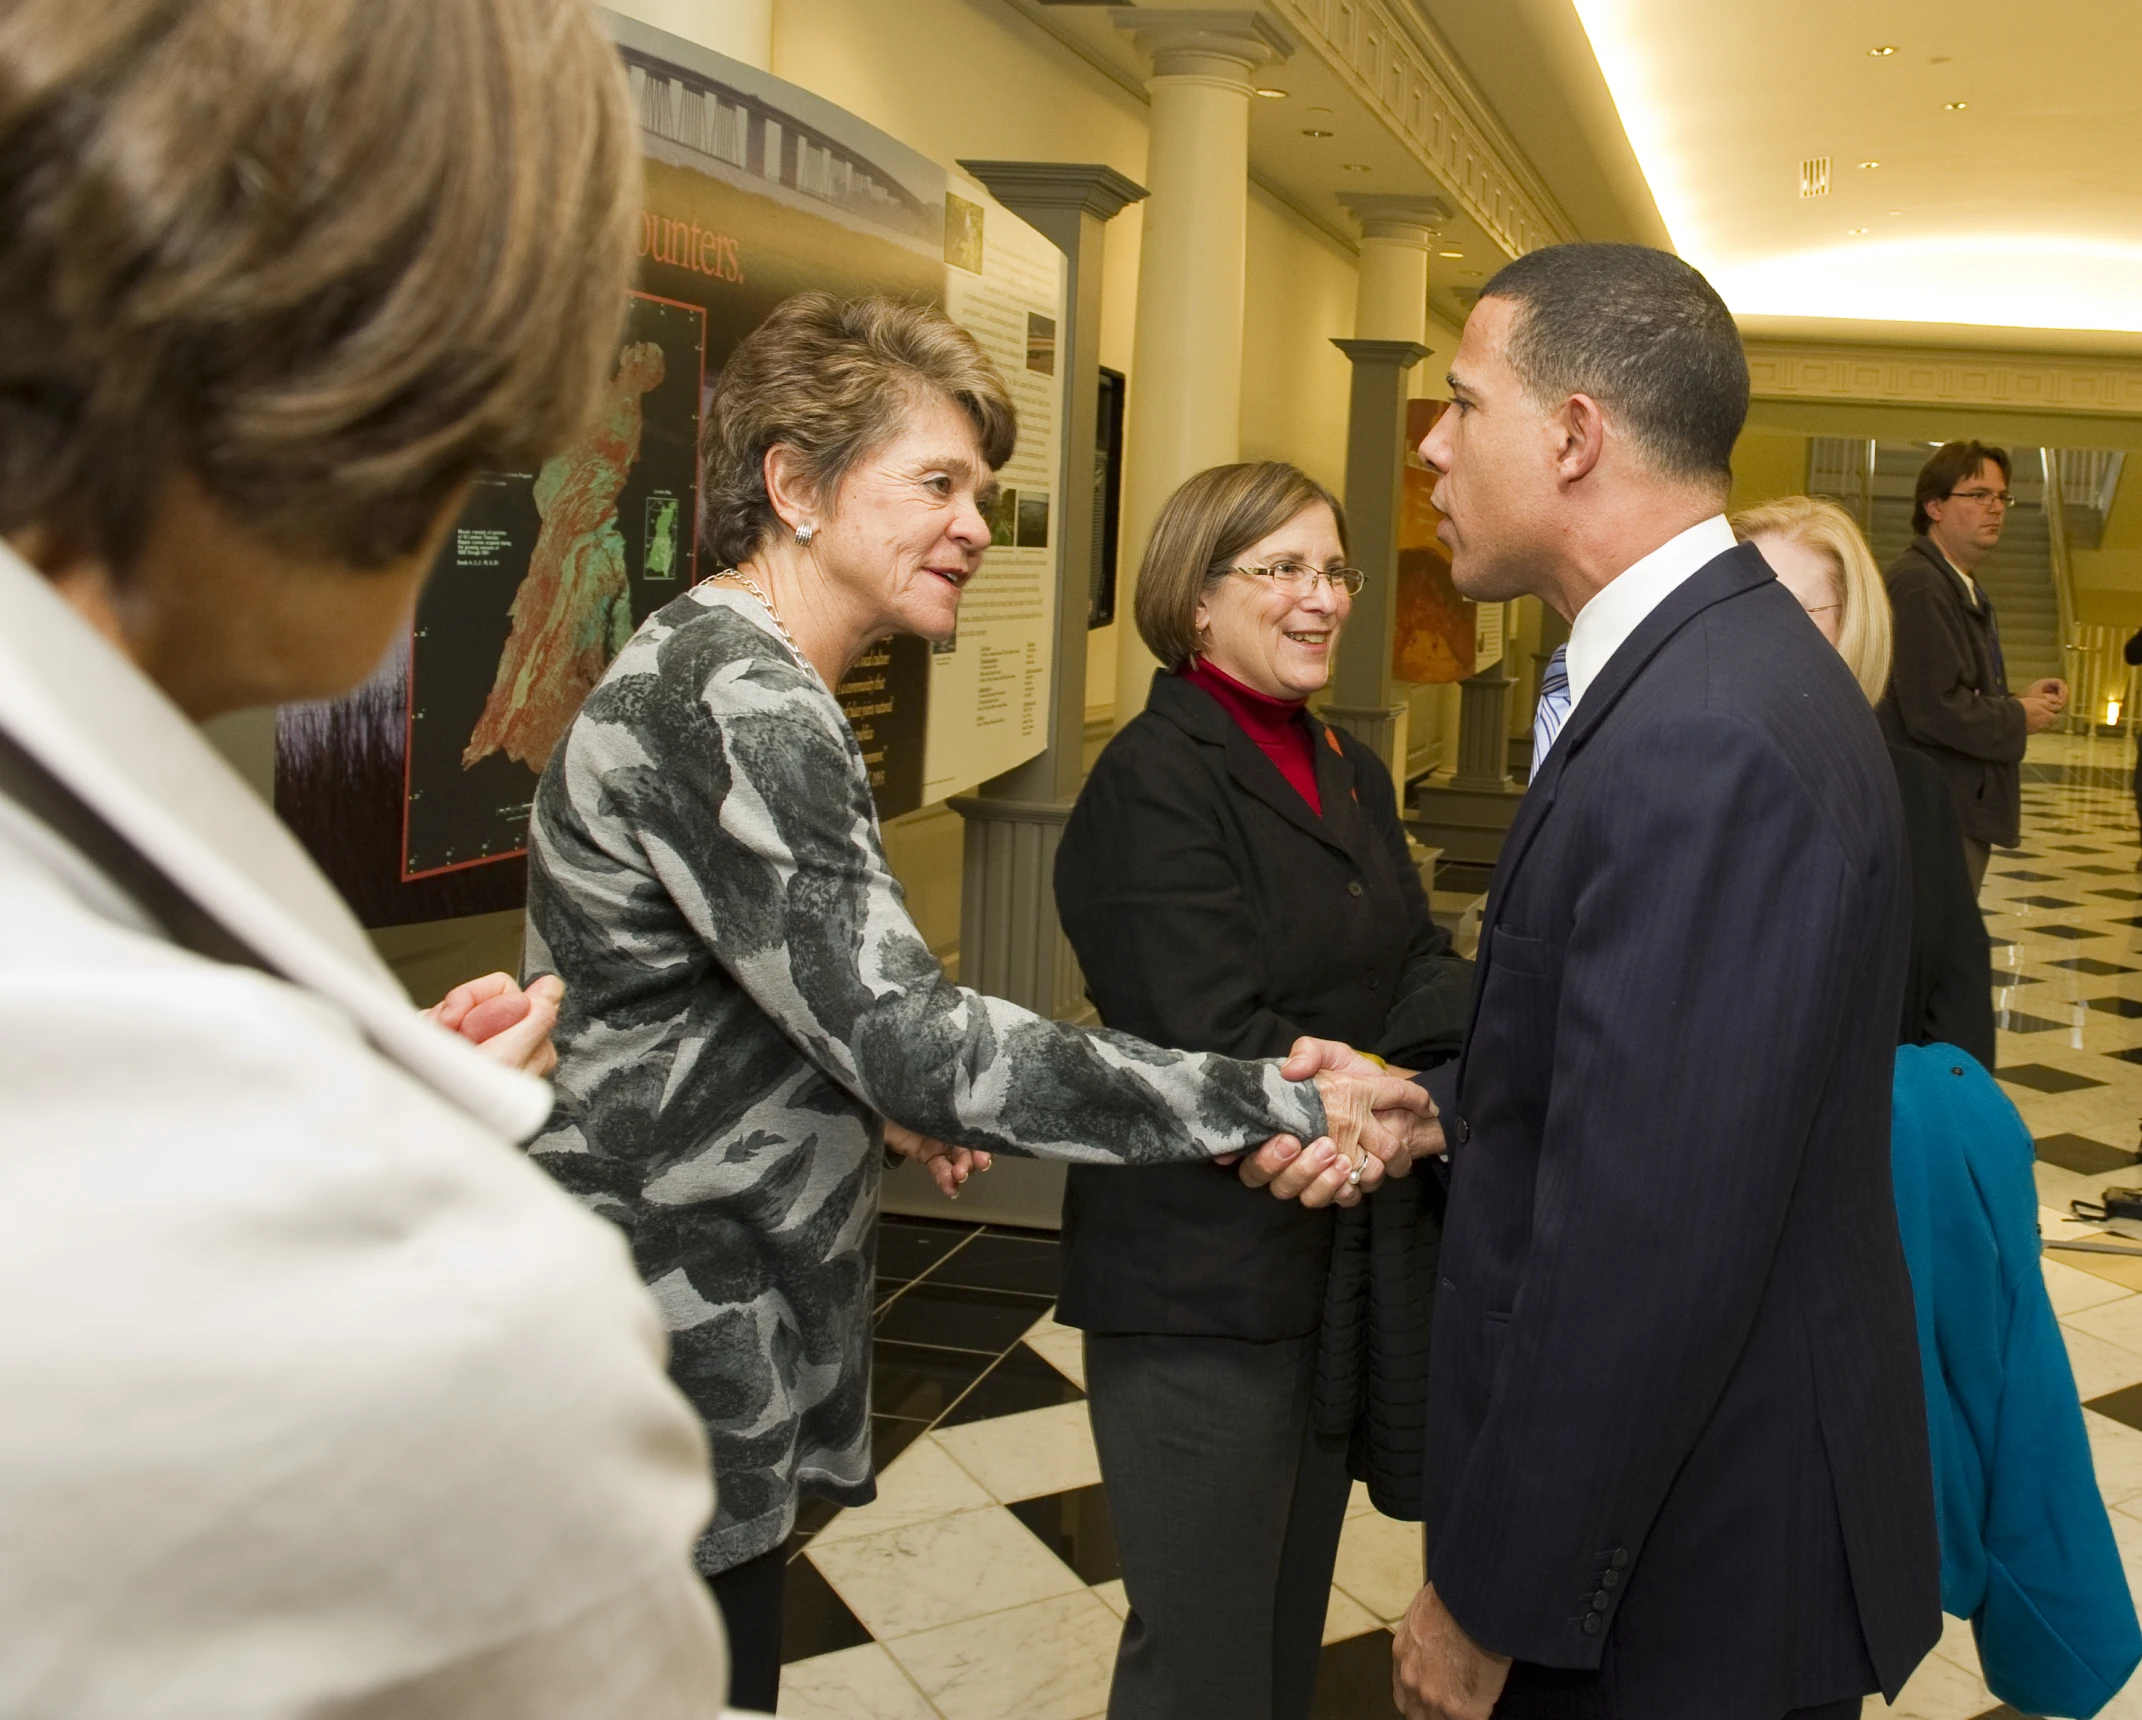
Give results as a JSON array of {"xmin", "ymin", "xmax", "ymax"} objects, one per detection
[
  {"xmin": 1149, "ymin": 671, "xmax": 1357, "ymax": 861},
  {"xmin": 1467, "ymin": 543, "xmax": 1776, "ymax": 1003}
]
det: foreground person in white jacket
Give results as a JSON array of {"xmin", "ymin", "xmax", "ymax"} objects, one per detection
[{"xmin": 0, "ymin": 1, "xmax": 731, "ymax": 1713}]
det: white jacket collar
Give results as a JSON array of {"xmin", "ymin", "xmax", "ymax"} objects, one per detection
[{"xmin": 0, "ymin": 541, "xmax": 550, "ymax": 1142}]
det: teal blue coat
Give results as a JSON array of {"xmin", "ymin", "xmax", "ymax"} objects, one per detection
[{"xmin": 1891, "ymin": 1044, "xmax": 2142, "ymax": 1715}]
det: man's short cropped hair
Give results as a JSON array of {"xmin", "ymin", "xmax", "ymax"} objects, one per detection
[
  {"xmin": 0, "ymin": 0, "xmax": 640, "ymax": 572},
  {"xmin": 699, "ymin": 293, "xmax": 1017, "ymax": 569},
  {"xmin": 1134, "ymin": 461, "xmax": 1347, "ymax": 672},
  {"xmin": 1478, "ymin": 243, "xmax": 1750, "ymax": 490},
  {"xmin": 1911, "ymin": 441, "xmax": 2012, "ymax": 535}
]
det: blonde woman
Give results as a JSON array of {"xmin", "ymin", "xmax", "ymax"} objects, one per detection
[{"xmin": 1735, "ymin": 496, "xmax": 1993, "ymax": 1065}]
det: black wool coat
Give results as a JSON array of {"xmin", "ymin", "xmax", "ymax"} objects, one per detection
[
  {"xmin": 1879, "ymin": 536, "xmax": 2026, "ymax": 846},
  {"xmin": 1051, "ymin": 669, "xmax": 1471, "ymax": 1342}
]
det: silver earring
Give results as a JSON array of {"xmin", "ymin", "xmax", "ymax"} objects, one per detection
[{"xmin": 795, "ymin": 524, "xmax": 815, "ymax": 546}]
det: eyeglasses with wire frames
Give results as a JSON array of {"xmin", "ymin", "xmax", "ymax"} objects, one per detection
[
  {"xmin": 1225, "ymin": 557, "xmax": 1367, "ymax": 596},
  {"xmin": 1945, "ymin": 486, "xmax": 2015, "ymax": 508}
]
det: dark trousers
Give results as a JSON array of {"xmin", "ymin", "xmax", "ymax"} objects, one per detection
[
  {"xmin": 1085, "ymin": 1330, "xmax": 1353, "ymax": 1720},
  {"xmin": 1493, "ymin": 1661, "xmax": 1861, "ymax": 1720},
  {"xmin": 706, "ymin": 1544, "xmax": 785, "ymax": 1713}
]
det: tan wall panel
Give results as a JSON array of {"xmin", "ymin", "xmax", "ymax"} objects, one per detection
[
  {"xmin": 1727, "ymin": 429, "xmax": 1809, "ymax": 514},
  {"xmin": 1239, "ymin": 184, "xmax": 1359, "ymax": 495}
]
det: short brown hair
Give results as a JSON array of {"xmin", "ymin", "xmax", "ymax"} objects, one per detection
[
  {"xmin": 1134, "ymin": 462, "xmax": 1348, "ymax": 671},
  {"xmin": 700, "ymin": 294, "xmax": 1017, "ymax": 567},
  {"xmin": 0, "ymin": 0, "xmax": 639, "ymax": 571},
  {"xmin": 1731, "ymin": 495, "xmax": 1893, "ymax": 704},
  {"xmin": 1912, "ymin": 441, "xmax": 2012, "ymax": 535}
]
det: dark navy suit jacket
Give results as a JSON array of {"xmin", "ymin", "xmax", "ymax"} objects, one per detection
[{"xmin": 1420, "ymin": 544, "xmax": 1941, "ymax": 1715}]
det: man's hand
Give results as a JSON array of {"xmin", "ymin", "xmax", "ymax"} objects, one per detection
[
  {"xmin": 2020, "ymin": 677, "xmax": 2069, "ymax": 735},
  {"xmin": 1392, "ymin": 1583, "xmax": 1512, "ymax": 1720},
  {"xmin": 884, "ymin": 1119, "xmax": 992, "ymax": 1199},
  {"xmin": 1236, "ymin": 1039, "xmax": 1442, "ymax": 1204},
  {"xmin": 424, "ymin": 972, "xmax": 562, "ymax": 1078}
]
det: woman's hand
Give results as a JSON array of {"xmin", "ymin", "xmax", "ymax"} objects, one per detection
[
  {"xmin": 1237, "ymin": 1040, "xmax": 1442, "ymax": 1205},
  {"xmin": 884, "ymin": 1119, "xmax": 992, "ymax": 1199},
  {"xmin": 423, "ymin": 972, "xmax": 563, "ymax": 1078}
]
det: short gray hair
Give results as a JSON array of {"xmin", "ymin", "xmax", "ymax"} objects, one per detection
[
  {"xmin": 1480, "ymin": 244, "xmax": 1749, "ymax": 489},
  {"xmin": 699, "ymin": 294, "xmax": 1017, "ymax": 567}
]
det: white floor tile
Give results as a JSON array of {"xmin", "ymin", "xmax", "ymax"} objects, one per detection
[
  {"xmin": 2063, "ymin": 1322, "xmax": 2142, "ymax": 1400},
  {"xmin": 932, "ymin": 1399, "xmax": 1101, "ymax": 1504},
  {"xmin": 811, "ymin": 1434, "xmax": 995, "ymax": 1548},
  {"xmin": 806, "ymin": 1505, "xmax": 1084, "ymax": 1640},
  {"xmin": 1020, "ymin": 1310, "xmax": 1086, "ymax": 1389},
  {"xmin": 1887, "ymin": 1642, "xmax": 1995, "ymax": 1718},
  {"xmin": 886, "ymin": 1588, "xmax": 1123, "ymax": 1720},
  {"xmin": 777, "ymin": 1642, "xmax": 939, "ymax": 1720},
  {"xmin": 2066, "ymin": 1293, "xmax": 2142, "ymax": 1359},
  {"xmin": 2046, "ymin": 1257, "xmax": 2139, "ymax": 1315},
  {"xmin": 1324, "ymin": 1584, "xmax": 1384, "ymax": 1645},
  {"xmin": 1331, "ymin": 1508, "xmax": 1425, "ymax": 1625},
  {"xmin": 2085, "ymin": 1410, "xmax": 2142, "ymax": 1508}
]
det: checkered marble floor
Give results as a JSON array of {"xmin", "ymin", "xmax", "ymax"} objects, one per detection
[{"xmin": 773, "ymin": 733, "xmax": 2142, "ymax": 1720}]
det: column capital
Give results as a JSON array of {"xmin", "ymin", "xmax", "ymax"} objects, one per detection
[
  {"xmin": 1339, "ymin": 194, "xmax": 1456, "ymax": 246},
  {"xmin": 1109, "ymin": 8, "xmax": 1295, "ymax": 82},
  {"xmin": 957, "ymin": 161, "xmax": 1149, "ymax": 224},
  {"xmin": 1332, "ymin": 337, "xmax": 1433, "ymax": 370}
]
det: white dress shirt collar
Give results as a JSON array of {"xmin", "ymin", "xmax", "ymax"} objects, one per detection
[{"xmin": 1563, "ymin": 514, "xmax": 1738, "ymax": 711}]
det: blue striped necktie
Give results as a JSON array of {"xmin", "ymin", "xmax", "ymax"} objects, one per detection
[{"xmin": 1533, "ymin": 644, "xmax": 1571, "ymax": 768}]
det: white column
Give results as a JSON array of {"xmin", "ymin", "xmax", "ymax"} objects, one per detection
[
  {"xmin": 1340, "ymin": 194, "xmax": 1450, "ymax": 387},
  {"xmin": 609, "ymin": 0, "xmax": 771, "ymax": 69},
  {"xmin": 1109, "ymin": 8, "xmax": 1293, "ymax": 724}
]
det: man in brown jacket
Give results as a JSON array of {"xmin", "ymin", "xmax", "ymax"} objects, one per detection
[{"xmin": 1880, "ymin": 440, "xmax": 2067, "ymax": 889}]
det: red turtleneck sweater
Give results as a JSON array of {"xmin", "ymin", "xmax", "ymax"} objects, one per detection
[{"xmin": 1182, "ymin": 655, "xmax": 1321, "ymax": 815}]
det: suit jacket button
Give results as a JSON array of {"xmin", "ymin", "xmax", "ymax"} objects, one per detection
[
  {"xmin": 1601, "ymin": 1568, "xmax": 1621, "ymax": 1590},
  {"xmin": 1366, "ymin": 973, "xmax": 1381, "ymax": 990},
  {"xmin": 1582, "ymin": 1613, "xmax": 1603, "ymax": 1636},
  {"xmin": 1591, "ymin": 1592, "xmax": 1610, "ymax": 1612},
  {"xmin": 1348, "ymin": 880, "xmax": 1364, "ymax": 897},
  {"xmin": 1610, "ymin": 1548, "xmax": 1629, "ymax": 1569},
  {"xmin": 1453, "ymin": 1116, "xmax": 1471, "ymax": 1145}
]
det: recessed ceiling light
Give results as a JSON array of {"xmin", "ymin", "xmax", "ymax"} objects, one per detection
[
  {"xmin": 1848, "ymin": 228, "xmax": 1869, "ymax": 235},
  {"xmin": 1858, "ymin": 160, "xmax": 1880, "ymax": 169},
  {"xmin": 1868, "ymin": 44, "xmax": 1897, "ymax": 55},
  {"xmin": 1300, "ymin": 127, "xmax": 1333, "ymax": 138},
  {"xmin": 1888, "ymin": 209, "xmax": 1903, "ymax": 216},
  {"xmin": 1340, "ymin": 162, "xmax": 1371, "ymax": 173},
  {"xmin": 1944, "ymin": 101, "xmax": 1968, "ymax": 110},
  {"xmin": 1307, "ymin": 106, "xmax": 1332, "ymax": 116},
  {"xmin": 1254, "ymin": 87, "xmax": 1287, "ymax": 98}
]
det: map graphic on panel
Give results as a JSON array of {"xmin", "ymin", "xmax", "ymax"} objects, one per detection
[{"xmin": 399, "ymin": 292, "xmax": 704, "ymax": 883}]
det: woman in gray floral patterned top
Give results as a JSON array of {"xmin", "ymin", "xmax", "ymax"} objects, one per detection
[{"xmin": 524, "ymin": 294, "xmax": 1432, "ymax": 1705}]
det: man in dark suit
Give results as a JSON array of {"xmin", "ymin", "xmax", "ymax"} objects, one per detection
[
  {"xmin": 1269, "ymin": 246, "xmax": 1940, "ymax": 1718},
  {"xmin": 1881, "ymin": 440, "xmax": 2066, "ymax": 890}
]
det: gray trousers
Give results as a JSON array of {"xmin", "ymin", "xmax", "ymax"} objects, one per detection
[{"xmin": 1084, "ymin": 1331, "xmax": 1353, "ymax": 1720}]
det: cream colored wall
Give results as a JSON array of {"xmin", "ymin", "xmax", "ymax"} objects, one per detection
[
  {"xmin": 2073, "ymin": 462, "xmax": 2142, "ymax": 627},
  {"xmin": 1239, "ymin": 185, "xmax": 1358, "ymax": 495},
  {"xmin": 1727, "ymin": 429, "xmax": 1808, "ymax": 515}
]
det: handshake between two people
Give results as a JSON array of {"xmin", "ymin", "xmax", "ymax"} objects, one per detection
[{"xmin": 884, "ymin": 1036, "xmax": 1444, "ymax": 1207}]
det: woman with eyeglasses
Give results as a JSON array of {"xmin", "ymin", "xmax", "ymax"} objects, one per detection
[{"xmin": 1053, "ymin": 461, "xmax": 1473, "ymax": 1720}]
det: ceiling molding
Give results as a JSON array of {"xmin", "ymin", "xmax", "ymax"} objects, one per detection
[
  {"xmin": 1746, "ymin": 340, "xmax": 2142, "ymax": 420},
  {"xmin": 1268, "ymin": 0, "xmax": 1579, "ymax": 258}
]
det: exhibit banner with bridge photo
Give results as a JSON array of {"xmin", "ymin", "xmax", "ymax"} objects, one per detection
[{"xmin": 275, "ymin": 16, "xmax": 1064, "ymax": 926}]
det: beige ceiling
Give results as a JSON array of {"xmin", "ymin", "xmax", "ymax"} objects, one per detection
[{"xmin": 1537, "ymin": 0, "xmax": 2142, "ymax": 350}]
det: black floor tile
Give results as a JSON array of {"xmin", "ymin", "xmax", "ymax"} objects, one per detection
[
  {"xmin": 2106, "ymin": 1046, "xmax": 2142, "ymax": 1069},
  {"xmin": 1967, "ymin": 1705, "xmax": 2030, "ymax": 1719},
  {"xmin": 872, "ymin": 1339, "xmax": 996, "ymax": 1422},
  {"xmin": 1989, "ymin": 935, "xmax": 2018, "ymax": 949},
  {"xmin": 939, "ymin": 1344, "xmax": 1087, "ymax": 1428},
  {"xmin": 1008, "ymin": 1484, "xmax": 1120, "ymax": 1584},
  {"xmin": 871, "ymin": 1414, "xmax": 929, "ymax": 1469},
  {"xmin": 780, "ymin": 1549, "xmax": 874, "ymax": 1663},
  {"xmin": 2090, "ymin": 995, "xmax": 2142, "ymax": 1018},
  {"xmin": 928, "ymin": 1229, "xmax": 1063, "ymax": 1298},
  {"xmin": 1997, "ymin": 1063, "xmax": 2109, "ymax": 1093},
  {"xmin": 874, "ymin": 1281, "xmax": 1054, "ymax": 1353},
  {"xmin": 1312, "ymin": 1629, "xmax": 1400, "ymax": 1718},
  {"xmin": 2052, "ymin": 842, "xmax": 2106, "ymax": 852},
  {"xmin": 2086, "ymin": 1382, "xmax": 2142, "ymax": 1433},
  {"xmin": 2036, "ymin": 1133, "xmax": 2139, "ymax": 1176},
  {"xmin": 2091, "ymin": 888, "xmax": 2142, "ymax": 901},
  {"xmin": 875, "ymin": 1215, "xmax": 979, "ymax": 1284},
  {"xmin": 2050, "ymin": 957, "xmax": 2138, "ymax": 975},
  {"xmin": 1993, "ymin": 1009, "xmax": 2066, "ymax": 1033},
  {"xmin": 791, "ymin": 1494, "xmax": 842, "ymax": 1546},
  {"xmin": 2111, "ymin": 915, "xmax": 2142, "ymax": 929},
  {"xmin": 2074, "ymin": 864, "xmax": 2134, "ymax": 876},
  {"xmin": 1990, "ymin": 970, "xmax": 2042, "ymax": 985},
  {"xmin": 1990, "ymin": 869, "xmax": 2058, "ymax": 881},
  {"xmin": 2012, "ymin": 895, "xmax": 2082, "ymax": 909},
  {"xmin": 2037, "ymin": 924, "xmax": 2106, "ymax": 940}
]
